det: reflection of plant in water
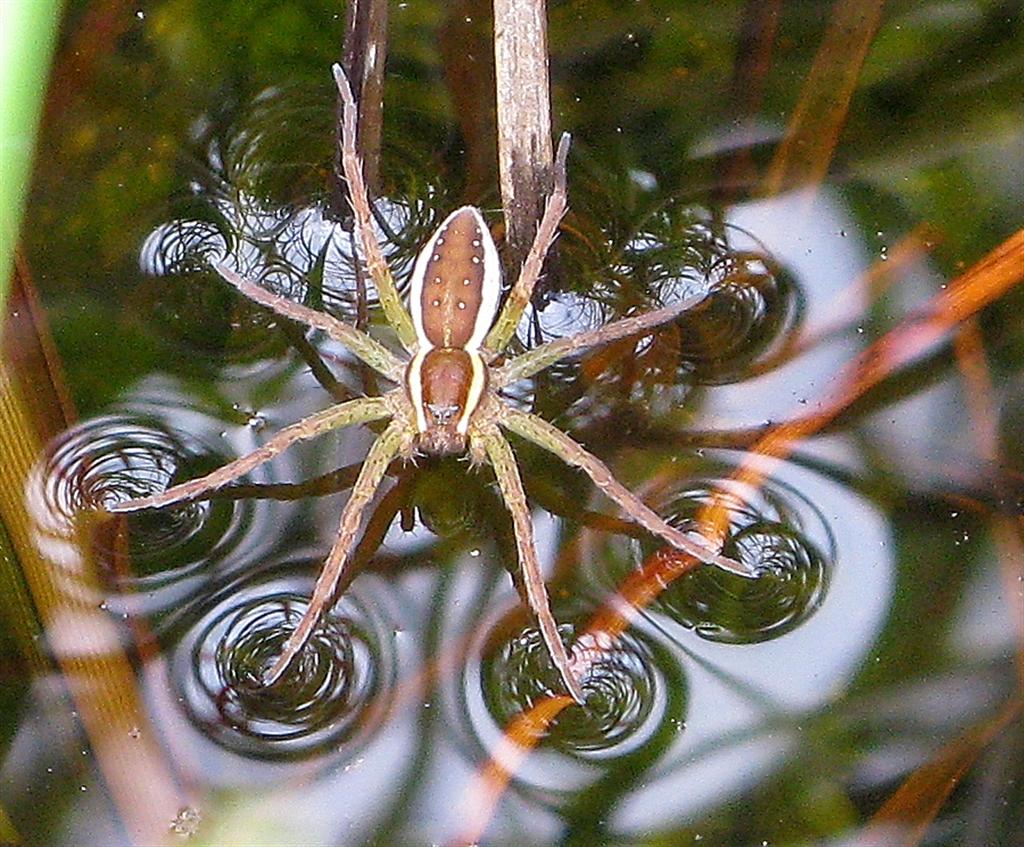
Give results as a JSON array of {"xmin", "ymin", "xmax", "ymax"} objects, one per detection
[
  {"xmin": 109, "ymin": 66, "xmax": 757, "ymax": 705},
  {"xmin": 136, "ymin": 80, "xmax": 450, "ymax": 376}
]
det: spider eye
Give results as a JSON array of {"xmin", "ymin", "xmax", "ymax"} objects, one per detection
[{"xmin": 426, "ymin": 403, "xmax": 459, "ymax": 425}]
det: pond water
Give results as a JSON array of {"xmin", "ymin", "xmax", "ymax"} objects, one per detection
[{"xmin": 2, "ymin": 2, "xmax": 1022, "ymax": 846}]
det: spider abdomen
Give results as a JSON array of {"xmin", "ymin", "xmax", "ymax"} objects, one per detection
[
  {"xmin": 408, "ymin": 206, "xmax": 501, "ymax": 354},
  {"xmin": 422, "ymin": 213, "xmax": 485, "ymax": 347}
]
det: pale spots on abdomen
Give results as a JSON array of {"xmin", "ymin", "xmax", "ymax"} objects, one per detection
[{"xmin": 420, "ymin": 208, "xmax": 486, "ymax": 348}]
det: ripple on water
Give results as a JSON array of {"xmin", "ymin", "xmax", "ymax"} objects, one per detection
[
  {"xmin": 439, "ymin": 450, "xmax": 877, "ymax": 821},
  {"xmin": 446, "ymin": 612, "xmax": 685, "ymax": 802},
  {"xmin": 30, "ymin": 415, "xmax": 253, "ymax": 599},
  {"xmin": 674, "ymin": 250, "xmax": 799, "ymax": 385},
  {"xmin": 480, "ymin": 624, "xmax": 674, "ymax": 759},
  {"xmin": 172, "ymin": 573, "xmax": 392, "ymax": 760},
  {"xmin": 654, "ymin": 476, "xmax": 832, "ymax": 643}
]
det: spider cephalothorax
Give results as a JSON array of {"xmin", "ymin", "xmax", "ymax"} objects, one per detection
[{"xmin": 110, "ymin": 65, "xmax": 754, "ymax": 702}]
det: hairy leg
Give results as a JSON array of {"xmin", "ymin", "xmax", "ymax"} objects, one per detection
[
  {"xmin": 475, "ymin": 426, "xmax": 586, "ymax": 703},
  {"xmin": 483, "ymin": 133, "xmax": 572, "ymax": 355},
  {"xmin": 331, "ymin": 64, "xmax": 417, "ymax": 350},
  {"xmin": 494, "ymin": 292, "xmax": 706, "ymax": 387},
  {"xmin": 264, "ymin": 419, "xmax": 406, "ymax": 684},
  {"xmin": 108, "ymin": 396, "xmax": 393, "ymax": 513},
  {"xmin": 498, "ymin": 406, "xmax": 755, "ymax": 577},
  {"xmin": 214, "ymin": 262, "xmax": 404, "ymax": 381}
]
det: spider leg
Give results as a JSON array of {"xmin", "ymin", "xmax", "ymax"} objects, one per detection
[
  {"xmin": 474, "ymin": 425, "xmax": 586, "ymax": 703},
  {"xmin": 494, "ymin": 292, "xmax": 706, "ymax": 387},
  {"xmin": 265, "ymin": 419, "xmax": 405, "ymax": 684},
  {"xmin": 214, "ymin": 262, "xmax": 405, "ymax": 382},
  {"xmin": 483, "ymin": 133, "xmax": 572, "ymax": 355},
  {"xmin": 108, "ymin": 396, "xmax": 393, "ymax": 513},
  {"xmin": 498, "ymin": 406, "xmax": 755, "ymax": 577},
  {"xmin": 331, "ymin": 64, "xmax": 418, "ymax": 350}
]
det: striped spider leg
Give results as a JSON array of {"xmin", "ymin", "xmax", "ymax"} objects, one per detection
[{"xmin": 110, "ymin": 64, "xmax": 752, "ymax": 705}]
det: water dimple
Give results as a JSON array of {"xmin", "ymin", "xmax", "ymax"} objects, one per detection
[
  {"xmin": 138, "ymin": 80, "xmax": 460, "ymax": 367},
  {"xmin": 174, "ymin": 581, "xmax": 387, "ymax": 759},
  {"xmin": 143, "ymin": 264, "xmax": 293, "ymax": 367},
  {"xmin": 651, "ymin": 480, "xmax": 832, "ymax": 643},
  {"xmin": 39, "ymin": 415, "xmax": 202, "ymax": 515},
  {"xmin": 503, "ymin": 213, "xmax": 794, "ymax": 429},
  {"xmin": 215, "ymin": 598, "xmax": 355, "ymax": 735},
  {"xmin": 514, "ymin": 291, "xmax": 610, "ymax": 351},
  {"xmin": 673, "ymin": 250, "xmax": 798, "ymax": 385},
  {"xmin": 481, "ymin": 625, "xmax": 665, "ymax": 758},
  {"xmin": 31, "ymin": 415, "xmax": 244, "ymax": 588}
]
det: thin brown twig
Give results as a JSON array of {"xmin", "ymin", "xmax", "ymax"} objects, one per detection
[
  {"xmin": 338, "ymin": 0, "xmax": 389, "ymax": 196},
  {"xmin": 762, "ymin": 0, "xmax": 885, "ymax": 199},
  {"xmin": 484, "ymin": 133, "xmax": 571, "ymax": 353}
]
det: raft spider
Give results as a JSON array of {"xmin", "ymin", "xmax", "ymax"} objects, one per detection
[{"xmin": 110, "ymin": 64, "xmax": 754, "ymax": 702}]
